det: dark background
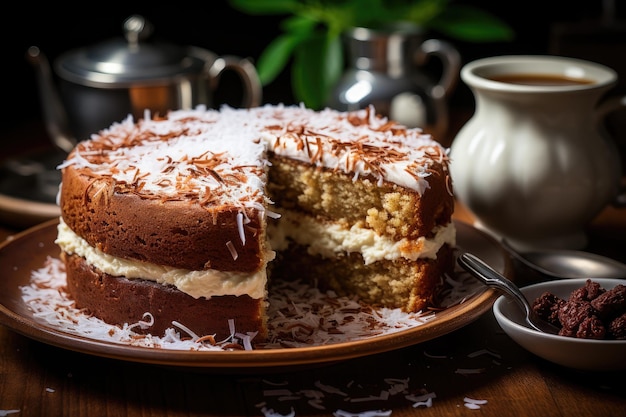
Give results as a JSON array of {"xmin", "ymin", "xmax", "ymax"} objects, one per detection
[{"xmin": 3, "ymin": 0, "xmax": 626, "ymax": 146}]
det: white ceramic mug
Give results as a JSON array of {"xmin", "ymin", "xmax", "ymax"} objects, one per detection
[{"xmin": 450, "ymin": 55, "xmax": 625, "ymax": 250}]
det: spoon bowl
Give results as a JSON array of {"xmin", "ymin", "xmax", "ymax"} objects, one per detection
[{"xmin": 501, "ymin": 239, "xmax": 626, "ymax": 279}]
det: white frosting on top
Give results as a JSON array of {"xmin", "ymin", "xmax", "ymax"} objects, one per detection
[{"xmin": 58, "ymin": 104, "xmax": 450, "ymax": 209}]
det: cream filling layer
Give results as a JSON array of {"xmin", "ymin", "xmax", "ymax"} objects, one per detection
[
  {"xmin": 55, "ymin": 220, "xmax": 268, "ymax": 300},
  {"xmin": 56, "ymin": 213, "xmax": 455, "ymax": 300},
  {"xmin": 268, "ymin": 211, "xmax": 456, "ymax": 265}
]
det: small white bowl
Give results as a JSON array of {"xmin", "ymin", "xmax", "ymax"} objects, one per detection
[{"xmin": 493, "ymin": 278, "xmax": 626, "ymax": 371}]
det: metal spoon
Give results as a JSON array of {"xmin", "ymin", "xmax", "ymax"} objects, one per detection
[
  {"xmin": 501, "ymin": 239, "xmax": 626, "ymax": 280},
  {"xmin": 458, "ymin": 252, "xmax": 560, "ymax": 334}
]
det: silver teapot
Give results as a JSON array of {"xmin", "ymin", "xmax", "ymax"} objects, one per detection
[{"xmin": 27, "ymin": 15, "xmax": 262, "ymax": 153}]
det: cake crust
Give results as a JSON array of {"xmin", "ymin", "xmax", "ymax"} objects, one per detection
[
  {"xmin": 63, "ymin": 253, "xmax": 267, "ymax": 340},
  {"xmin": 60, "ymin": 167, "xmax": 266, "ymax": 272}
]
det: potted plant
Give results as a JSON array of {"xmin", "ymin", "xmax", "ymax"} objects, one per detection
[{"xmin": 229, "ymin": 0, "xmax": 514, "ymax": 109}]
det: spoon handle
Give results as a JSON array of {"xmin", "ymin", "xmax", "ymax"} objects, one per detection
[
  {"xmin": 458, "ymin": 252, "xmax": 558, "ymax": 333},
  {"xmin": 458, "ymin": 253, "xmax": 532, "ymax": 315}
]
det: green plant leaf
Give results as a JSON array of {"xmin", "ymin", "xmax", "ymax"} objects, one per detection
[
  {"xmin": 431, "ymin": 5, "xmax": 514, "ymax": 42},
  {"xmin": 256, "ymin": 34, "xmax": 300, "ymax": 86},
  {"xmin": 228, "ymin": 0, "xmax": 300, "ymax": 15},
  {"xmin": 281, "ymin": 13, "xmax": 318, "ymax": 34},
  {"xmin": 403, "ymin": 0, "xmax": 447, "ymax": 25},
  {"xmin": 256, "ymin": 15, "xmax": 318, "ymax": 86},
  {"xmin": 322, "ymin": 35, "xmax": 344, "ymax": 101},
  {"xmin": 292, "ymin": 33, "xmax": 343, "ymax": 109},
  {"xmin": 340, "ymin": 0, "xmax": 395, "ymax": 28}
]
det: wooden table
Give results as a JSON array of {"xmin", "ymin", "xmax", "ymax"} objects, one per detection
[{"xmin": 1, "ymin": 123, "xmax": 625, "ymax": 417}]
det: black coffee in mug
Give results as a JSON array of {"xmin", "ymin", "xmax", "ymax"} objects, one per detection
[{"xmin": 488, "ymin": 73, "xmax": 594, "ymax": 86}]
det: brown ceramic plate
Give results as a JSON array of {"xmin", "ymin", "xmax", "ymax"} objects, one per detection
[
  {"xmin": 0, "ymin": 148, "xmax": 63, "ymax": 228},
  {"xmin": 0, "ymin": 219, "xmax": 511, "ymax": 369},
  {"xmin": 0, "ymin": 193, "xmax": 60, "ymax": 228}
]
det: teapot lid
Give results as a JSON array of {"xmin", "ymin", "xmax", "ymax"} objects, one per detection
[{"xmin": 54, "ymin": 15, "xmax": 207, "ymax": 88}]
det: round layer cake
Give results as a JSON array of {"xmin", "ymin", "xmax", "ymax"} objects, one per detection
[{"xmin": 56, "ymin": 104, "xmax": 456, "ymax": 344}]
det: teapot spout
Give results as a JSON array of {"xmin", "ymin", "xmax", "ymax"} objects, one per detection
[{"xmin": 26, "ymin": 46, "xmax": 76, "ymax": 153}]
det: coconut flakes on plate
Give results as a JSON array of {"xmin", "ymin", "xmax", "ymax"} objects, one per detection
[{"xmin": 20, "ymin": 256, "xmax": 482, "ymax": 351}]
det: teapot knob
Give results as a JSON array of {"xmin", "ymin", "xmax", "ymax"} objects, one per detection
[{"xmin": 123, "ymin": 15, "xmax": 153, "ymax": 48}]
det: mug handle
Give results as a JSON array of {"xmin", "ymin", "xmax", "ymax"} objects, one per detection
[
  {"xmin": 208, "ymin": 55, "xmax": 263, "ymax": 108},
  {"xmin": 417, "ymin": 39, "xmax": 461, "ymax": 98},
  {"xmin": 595, "ymin": 94, "xmax": 626, "ymax": 120},
  {"xmin": 595, "ymin": 94, "xmax": 626, "ymax": 207}
]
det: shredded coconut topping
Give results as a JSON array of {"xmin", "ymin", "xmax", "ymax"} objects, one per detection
[{"xmin": 57, "ymin": 104, "xmax": 451, "ymax": 211}]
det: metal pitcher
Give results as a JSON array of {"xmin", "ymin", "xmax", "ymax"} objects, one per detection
[{"xmin": 328, "ymin": 24, "xmax": 460, "ymax": 142}]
